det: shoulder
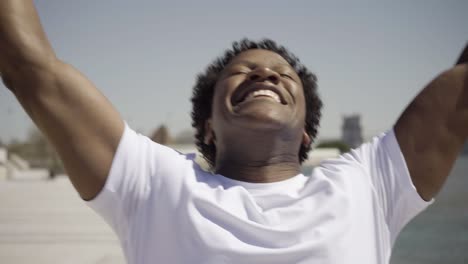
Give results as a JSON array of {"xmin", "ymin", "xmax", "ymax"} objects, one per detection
[
  {"xmin": 114, "ymin": 123, "xmax": 199, "ymax": 180},
  {"xmin": 313, "ymin": 129, "xmax": 403, "ymax": 187}
]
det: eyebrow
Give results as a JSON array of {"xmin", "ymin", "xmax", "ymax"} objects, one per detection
[
  {"xmin": 227, "ymin": 60, "xmax": 256, "ymax": 68},
  {"xmin": 228, "ymin": 60, "xmax": 293, "ymax": 69}
]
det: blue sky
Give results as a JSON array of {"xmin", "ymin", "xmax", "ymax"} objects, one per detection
[{"xmin": 1, "ymin": 0, "xmax": 467, "ymax": 143}]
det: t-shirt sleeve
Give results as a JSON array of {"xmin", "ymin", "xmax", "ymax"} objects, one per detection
[
  {"xmin": 345, "ymin": 128, "xmax": 434, "ymax": 243},
  {"xmin": 84, "ymin": 122, "xmax": 180, "ymax": 240}
]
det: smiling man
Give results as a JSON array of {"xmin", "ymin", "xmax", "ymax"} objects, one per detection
[
  {"xmin": 193, "ymin": 46, "xmax": 321, "ymax": 183},
  {"xmin": 1, "ymin": 1, "xmax": 467, "ymax": 264}
]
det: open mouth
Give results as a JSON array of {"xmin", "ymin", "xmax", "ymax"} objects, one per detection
[
  {"xmin": 232, "ymin": 84, "xmax": 287, "ymax": 106},
  {"xmin": 243, "ymin": 89, "xmax": 281, "ymax": 103}
]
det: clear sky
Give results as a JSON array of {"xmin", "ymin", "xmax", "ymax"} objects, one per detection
[{"xmin": 1, "ymin": 0, "xmax": 467, "ymax": 143}]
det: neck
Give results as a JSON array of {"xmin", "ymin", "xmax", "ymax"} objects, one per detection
[
  {"xmin": 215, "ymin": 156, "xmax": 301, "ymax": 183},
  {"xmin": 213, "ymin": 133, "xmax": 302, "ymax": 183}
]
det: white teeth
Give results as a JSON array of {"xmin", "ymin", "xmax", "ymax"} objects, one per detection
[{"xmin": 244, "ymin": 90, "xmax": 281, "ymax": 103}]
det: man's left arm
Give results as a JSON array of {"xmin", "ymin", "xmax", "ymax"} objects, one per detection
[{"xmin": 395, "ymin": 43, "xmax": 468, "ymax": 201}]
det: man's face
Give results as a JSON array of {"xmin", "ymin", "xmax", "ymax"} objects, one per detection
[{"xmin": 205, "ymin": 49, "xmax": 308, "ymax": 148}]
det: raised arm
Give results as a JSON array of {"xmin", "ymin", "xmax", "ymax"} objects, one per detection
[
  {"xmin": 0, "ymin": 1, "xmax": 124, "ymax": 200},
  {"xmin": 395, "ymin": 43, "xmax": 468, "ymax": 201}
]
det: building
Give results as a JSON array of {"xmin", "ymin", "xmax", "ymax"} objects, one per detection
[
  {"xmin": 0, "ymin": 148, "xmax": 49, "ymax": 180},
  {"xmin": 342, "ymin": 114, "xmax": 363, "ymax": 149},
  {"xmin": 150, "ymin": 125, "xmax": 172, "ymax": 145},
  {"xmin": 0, "ymin": 148, "xmax": 6, "ymax": 180}
]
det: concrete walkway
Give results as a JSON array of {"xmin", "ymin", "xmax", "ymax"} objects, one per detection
[{"xmin": 0, "ymin": 177, "xmax": 125, "ymax": 264}]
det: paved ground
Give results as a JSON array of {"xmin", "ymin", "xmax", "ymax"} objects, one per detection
[{"xmin": 0, "ymin": 177, "xmax": 125, "ymax": 264}]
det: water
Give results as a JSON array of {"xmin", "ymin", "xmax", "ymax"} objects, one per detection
[{"xmin": 390, "ymin": 157, "xmax": 468, "ymax": 264}]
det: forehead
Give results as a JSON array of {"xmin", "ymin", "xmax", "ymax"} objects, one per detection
[{"xmin": 227, "ymin": 49, "xmax": 293, "ymax": 68}]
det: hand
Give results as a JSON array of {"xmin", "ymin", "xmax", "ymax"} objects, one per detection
[{"xmin": 456, "ymin": 43, "xmax": 468, "ymax": 65}]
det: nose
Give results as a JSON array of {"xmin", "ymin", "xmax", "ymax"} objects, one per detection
[{"xmin": 247, "ymin": 68, "xmax": 280, "ymax": 84}]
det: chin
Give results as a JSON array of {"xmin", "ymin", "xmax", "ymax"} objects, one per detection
[{"xmin": 232, "ymin": 106, "xmax": 291, "ymax": 131}]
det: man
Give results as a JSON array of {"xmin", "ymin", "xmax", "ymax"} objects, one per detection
[{"xmin": 1, "ymin": 1, "xmax": 467, "ymax": 263}]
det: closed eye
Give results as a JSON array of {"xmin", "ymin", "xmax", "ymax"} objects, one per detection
[
  {"xmin": 226, "ymin": 70, "xmax": 250, "ymax": 78},
  {"xmin": 233, "ymin": 71, "xmax": 249, "ymax": 75},
  {"xmin": 280, "ymin": 73, "xmax": 294, "ymax": 80},
  {"xmin": 226, "ymin": 63, "xmax": 252, "ymax": 76}
]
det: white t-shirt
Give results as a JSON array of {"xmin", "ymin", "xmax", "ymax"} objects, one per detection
[{"xmin": 87, "ymin": 124, "xmax": 432, "ymax": 264}]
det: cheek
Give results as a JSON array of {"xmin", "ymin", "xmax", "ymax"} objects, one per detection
[
  {"xmin": 212, "ymin": 85, "xmax": 227, "ymax": 111},
  {"xmin": 293, "ymin": 87, "xmax": 307, "ymax": 120},
  {"xmin": 211, "ymin": 82, "xmax": 230, "ymax": 121},
  {"xmin": 213, "ymin": 78, "xmax": 239, "ymax": 107},
  {"xmin": 289, "ymin": 84, "xmax": 305, "ymax": 104}
]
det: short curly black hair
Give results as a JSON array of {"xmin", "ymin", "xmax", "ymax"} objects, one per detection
[{"xmin": 191, "ymin": 38, "xmax": 322, "ymax": 168}]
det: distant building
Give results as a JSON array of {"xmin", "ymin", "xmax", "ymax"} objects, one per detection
[
  {"xmin": 173, "ymin": 129, "xmax": 195, "ymax": 145},
  {"xmin": 342, "ymin": 114, "xmax": 363, "ymax": 149},
  {"xmin": 150, "ymin": 125, "xmax": 172, "ymax": 145},
  {"xmin": 0, "ymin": 148, "xmax": 7, "ymax": 180},
  {"xmin": 0, "ymin": 148, "xmax": 49, "ymax": 180}
]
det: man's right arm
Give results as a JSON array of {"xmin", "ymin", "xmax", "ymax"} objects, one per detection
[{"xmin": 0, "ymin": 0, "xmax": 125, "ymax": 200}]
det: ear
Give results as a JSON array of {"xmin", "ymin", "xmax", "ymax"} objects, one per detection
[
  {"xmin": 301, "ymin": 130, "xmax": 311, "ymax": 147},
  {"xmin": 204, "ymin": 119, "xmax": 215, "ymax": 145}
]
